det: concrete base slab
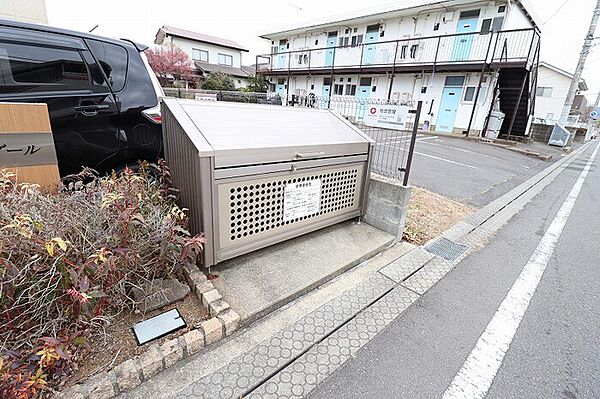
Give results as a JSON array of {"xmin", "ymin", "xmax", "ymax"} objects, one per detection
[{"xmin": 211, "ymin": 221, "xmax": 395, "ymax": 324}]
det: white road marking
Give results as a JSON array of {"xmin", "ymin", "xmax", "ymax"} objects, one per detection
[
  {"xmin": 417, "ymin": 135, "xmax": 438, "ymax": 141},
  {"xmin": 418, "ymin": 140, "xmax": 507, "ymax": 162},
  {"xmin": 520, "ymin": 164, "xmax": 531, "ymax": 169},
  {"xmin": 413, "ymin": 151, "xmax": 480, "ymax": 169},
  {"xmin": 443, "ymin": 141, "xmax": 600, "ymax": 399}
]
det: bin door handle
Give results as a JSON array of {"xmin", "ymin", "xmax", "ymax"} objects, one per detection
[{"xmin": 296, "ymin": 151, "xmax": 326, "ymax": 159}]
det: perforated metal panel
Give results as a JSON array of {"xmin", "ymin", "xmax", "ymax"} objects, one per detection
[{"xmin": 217, "ymin": 163, "xmax": 365, "ymax": 255}]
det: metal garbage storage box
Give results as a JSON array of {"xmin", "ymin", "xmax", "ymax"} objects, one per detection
[{"xmin": 162, "ymin": 99, "xmax": 375, "ymax": 267}]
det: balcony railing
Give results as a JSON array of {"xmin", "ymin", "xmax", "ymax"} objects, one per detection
[{"xmin": 256, "ymin": 28, "xmax": 539, "ymax": 74}]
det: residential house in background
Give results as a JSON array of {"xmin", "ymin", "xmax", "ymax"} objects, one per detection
[
  {"xmin": 534, "ymin": 61, "xmax": 588, "ymax": 125},
  {"xmin": 0, "ymin": 0, "xmax": 47, "ymax": 24},
  {"xmin": 256, "ymin": 0, "xmax": 541, "ymax": 137},
  {"xmin": 154, "ymin": 26, "xmax": 254, "ymax": 89}
]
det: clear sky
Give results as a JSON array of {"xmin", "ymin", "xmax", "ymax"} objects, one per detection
[{"xmin": 46, "ymin": 0, "xmax": 599, "ymax": 103}]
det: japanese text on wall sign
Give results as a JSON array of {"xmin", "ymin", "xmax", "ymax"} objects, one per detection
[
  {"xmin": 364, "ymin": 104, "xmax": 411, "ymax": 131},
  {"xmin": 0, "ymin": 133, "xmax": 58, "ymax": 167}
]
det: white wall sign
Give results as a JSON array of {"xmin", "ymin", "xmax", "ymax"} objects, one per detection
[
  {"xmin": 283, "ymin": 179, "xmax": 321, "ymax": 221},
  {"xmin": 195, "ymin": 92, "xmax": 218, "ymax": 101},
  {"xmin": 364, "ymin": 104, "xmax": 411, "ymax": 130}
]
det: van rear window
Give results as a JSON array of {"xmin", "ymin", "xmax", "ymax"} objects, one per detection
[
  {"xmin": 87, "ymin": 40, "xmax": 128, "ymax": 92},
  {"xmin": 0, "ymin": 42, "xmax": 90, "ymax": 94}
]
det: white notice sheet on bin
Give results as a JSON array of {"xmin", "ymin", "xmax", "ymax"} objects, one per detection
[{"xmin": 283, "ymin": 179, "xmax": 321, "ymax": 222}]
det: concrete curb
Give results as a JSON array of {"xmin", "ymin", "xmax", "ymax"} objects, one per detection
[{"xmin": 56, "ymin": 263, "xmax": 239, "ymax": 399}]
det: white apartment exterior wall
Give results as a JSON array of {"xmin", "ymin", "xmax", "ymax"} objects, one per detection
[
  {"xmin": 0, "ymin": 0, "xmax": 47, "ymax": 24},
  {"xmin": 285, "ymin": 71, "xmax": 495, "ymax": 132},
  {"xmin": 166, "ymin": 36, "xmax": 244, "ymax": 69},
  {"xmin": 270, "ymin": 2, "xmax": 517, "ymax": 55},
  {"xmin": 533, "ymin": 65, "xmax": 571, "ymax": 121}
]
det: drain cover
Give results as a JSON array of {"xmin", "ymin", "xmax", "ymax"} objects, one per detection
[{"xmin": 425, "ymin": 237, "xmax": 468, "ymax": 262}]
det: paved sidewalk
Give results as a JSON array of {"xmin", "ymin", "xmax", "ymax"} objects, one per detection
[{"xmin": 120, "ymin": 142, "xmax": 592, "ymax": 399}]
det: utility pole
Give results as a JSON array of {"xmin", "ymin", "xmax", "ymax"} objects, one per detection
[{"xmin": 558, "ymin": 0, "xmax": 600, "ymax": 125}]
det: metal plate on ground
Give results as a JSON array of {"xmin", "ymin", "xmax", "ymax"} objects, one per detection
[
  {"xmin": 132, "ymin": 308, "xmax": 186, "ymax": 345},
  {"xmin": 425, "ymin": 237, "xmax": 468, "ymax": 262}
]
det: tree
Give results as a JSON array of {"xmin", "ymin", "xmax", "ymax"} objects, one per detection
[
  {"xmin": 146, "ymin": 44, "xmax": 195, "ymax": 87},
  {"xmin": 242, "ymin": 75, "xmax": 269, "ymax": 93},
  {"xmin": 201, "ymin": 72, "xmax": 236, "ymax": 91}
]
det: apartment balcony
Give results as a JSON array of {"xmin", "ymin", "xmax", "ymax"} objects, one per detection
[{"xmin": 256, "ymin": 28, "xmax": 540, "ymax": 76}]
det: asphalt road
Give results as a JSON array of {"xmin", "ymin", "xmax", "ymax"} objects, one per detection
[
  {"xmin": 395, "ymin": 135, "xmax": 562, "ymax": 207},
  {"xmin": 309, "ymin": 141, "xmax": 600, "ymax": 398}
]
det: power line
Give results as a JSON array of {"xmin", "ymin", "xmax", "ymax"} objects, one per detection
[{"xmin": 542, "ymin": 0, "xmax": 573, "ymax": 26}]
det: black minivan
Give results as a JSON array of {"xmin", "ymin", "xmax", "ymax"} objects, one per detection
[{"xmin": 0, "ymin": 19, "xmax": 163, "ymax": 176}]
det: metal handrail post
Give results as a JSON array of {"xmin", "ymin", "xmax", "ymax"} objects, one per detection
[
  {"xmin": 403, "ymin": 100, "xmax": 423, "ymax": 186},
  {"xmin": 465, "ymin": 32, "xmax": 496, "ymax": 136},
  {"xmin": 387, "ymin": 41, "xmax": 400, "ymax": 100}
]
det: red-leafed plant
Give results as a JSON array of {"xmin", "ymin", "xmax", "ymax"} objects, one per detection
[{"xmin": 0, "ymin": 162, "xmax": 206, "ymax": 396}]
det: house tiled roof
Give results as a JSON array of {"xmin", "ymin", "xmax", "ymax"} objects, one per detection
[
  {"xmin": 156, "ymin": 26, "xmax": 249, "ymax": 52},
  {"xmin": 194, "ymin": 61, "xmax": 252, "ymax": 78}
]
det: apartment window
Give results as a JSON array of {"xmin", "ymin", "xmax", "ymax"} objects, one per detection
[
  {"xmin": 345, "ymin": 28, "xmax": 350, "ymax": 34},
  {"xmin": 192, "ymin": 48, "xmax": 208, "ymax": 62},
  {"xmin": 434, "ymin": 22, "xmax": 440, "ymax": 31},
  {"xmin": 334, "ymin": 84, "xmax": 344, "ymax": 95},
  {"xmin": 338, "ymin": 36, "xmax": 349, "ymax": 47},
  {"xmin": 345, "ymin": 84, "xmax": 357, "ymax": 95},
  {"xmin": 310, "ymin": 84, "xmax": 315, "ymax": 90},
  {"xmin": 271, "ymin": 46, "xmax": 278, "ymax": 54},
  {"xmin": 297, "ymin": 54, "xmax": 308, "ymax": 64},
  {"xmin": 400, "ymin": 44, "xmax": 408, "ymax": 59},
  {"xmin": 218, "ymin": 53, "xmax": 233, "ymax": 66},
  {"xmin": 351, "ymin": 34, "xmax": 363, "ymax": 47},
  {"xmin": 410, "ymin": 44, "xmax": 418, "ymax": 58},
  {"xmin": 371, "ymin": 86, "xmax": 377, "ymax": 92},
  {"xmin": 359, "ymin": 77, "xmax": 372, "ymax": 86},
  {"xmin": 323, "ymin": 77, "xmax": 332, "ymax": 86},
  {"xmin": 498, "ymin": 5, "xmax": 506, "ymax": 13},
  {"xmin": 464, "ymin": 86, "xmax": 476, "ymax": 102},
  {"xmin": 421, "ymin": 86, "xmax": 428, "ymax": 94},
  {"xmin": 481, "ymin": 19, "xmax": 492, "ymax": 34},
  {"xmin": 347, "ymin": 78, "xmax": 352, "ymax": 82},
  {"xmin": 445, "ymin": 76, "xmax": 466, "ymax": 87},
  {"xmin": 339, "ymin": 77, "xmax": 343, "ymax": 82},
  {"xmin": 315, "ymin": 39, "xmax": 319, "ymax": 45},
  {"xmin": 537, "ymin": 87, "xmax": 553, "ymax": 97},
  {"xmin": 492, "ymin": 16, "xmax": 504, "ymax": 31}
]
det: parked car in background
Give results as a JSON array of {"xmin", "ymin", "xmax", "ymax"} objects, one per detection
[{"xmin": 0, "ymin": 19, "xmax": 164, "ymax": 177}]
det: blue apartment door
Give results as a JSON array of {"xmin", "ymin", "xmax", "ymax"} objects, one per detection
[
  {"xmin": 325, "ymin": 32, "xmax": 337, "ymax": 67},
  {"xmin": 277, "ymin": 40, "xmax": 288, "ymax": 69},
  {"xmin": 451, "ymin": 10, "xmax": 480, "ymax": 61},
  {"xmin": 363, "ymin": 24, "xmax": 379, "ymax": 65},
  {"xmin": 356, "ymin": 77, "xmax": 372, "ymax": 120},
  {"xmin": 276, "ymin": 78, "xmax": 286, "ymax": 98},
  {"xmin": 437, "ymin": 76, "xmax": 465, "ymax": 133}
]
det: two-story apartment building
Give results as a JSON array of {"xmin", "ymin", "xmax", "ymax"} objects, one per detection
[
  {"xmin": 533, "ymin": 61, "xmax": 587, "ymax": 124},
  {"xmin": 256, "ymin": 0, "xmax": 541, "ymax": 137},
  {"xmin": 155, "ymin": 26, "xmax": 254, "ymax": 89}
]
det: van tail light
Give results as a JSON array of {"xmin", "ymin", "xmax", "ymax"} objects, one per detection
[{"xmin": 142, "ymin": 105, "xmax": 162, "ymax": 124}]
